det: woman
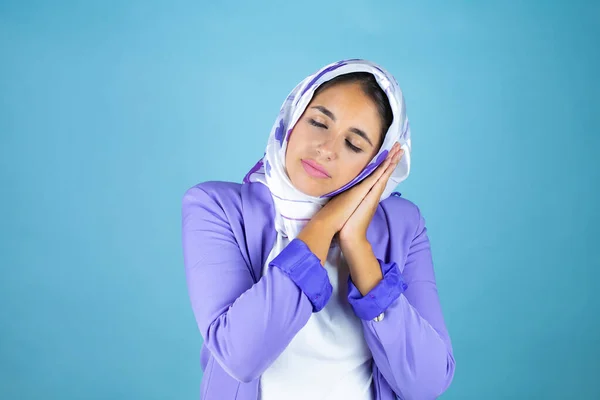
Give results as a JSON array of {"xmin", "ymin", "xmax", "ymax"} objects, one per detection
[{"xmin": 182, "ymin": 59, "xmax": 455, "ymax": 400}]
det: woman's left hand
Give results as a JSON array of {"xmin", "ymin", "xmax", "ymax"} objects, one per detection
[{"xmin": 338, "ymin": 143, "xmax": 404, "ymax": 246}]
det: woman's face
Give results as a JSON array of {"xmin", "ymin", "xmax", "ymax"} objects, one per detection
[{"xmin": 285, "ymin": 82, "xmax": 384, "ymax": 197}]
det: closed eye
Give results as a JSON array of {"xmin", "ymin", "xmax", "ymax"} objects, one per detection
[
  {"xmin": 308, "ymin": 119, "xmax": 327, "ymax": 129},
  {"xmin": 309, "ymin": 118, "xmax": 362, "ymax": 153},
  {"xmin": 345, "ymin": 140, "xmax": 362, "ymax": 153}
]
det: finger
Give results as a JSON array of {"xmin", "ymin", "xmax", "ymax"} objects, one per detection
[
  {"xmin": 394, "ymin": 148, "xmax": 404, "ymax": 163},
  {"xmin": 376, "ymin": 160, "xmax": 396, "ymax": 191},
  {"xmin": 363, "ymin": 145, "xmax": 400, "ymax": 185},
  {"xmin": 368, "ymin": 145, "xmax": 402, "ymax": 184},
  {"xmin": 356, "ymin": 165, "xmax": 391, "ymax": 212},
  {"xmin": 353, "ymin": 144, "xmax": 403, "ymax": 199},
  {"xmin": 360, "ymin": 157, "xmax": 391, "ymax": 189},
  {"xmin": 370, "ymin": 149, "xmax": 402, "ymax": 195}
]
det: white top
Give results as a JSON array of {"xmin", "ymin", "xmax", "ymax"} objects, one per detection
[{"xmin": 258, "ymin": 238, "xmax": 375, "ymax": 400}]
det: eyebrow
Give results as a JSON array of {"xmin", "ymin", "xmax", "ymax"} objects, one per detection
[
  {"xmin": 310, "ymin": 105, "xmax": 375, "ymax": 147},
  {"xmin": 311, "ymin": 105, "xmax": 336, "ymax": 121},
  {"xmin": 349, "ymin": 127, "xmax": 374, "ymax": 147}
]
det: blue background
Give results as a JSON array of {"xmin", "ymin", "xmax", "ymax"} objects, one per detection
[{"xmin": 1, "ymin": 1, "xmax": 599, "ymax": 398}]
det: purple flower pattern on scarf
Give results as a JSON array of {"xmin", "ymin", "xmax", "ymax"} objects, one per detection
[{"xmin": 274, "ymin": 119, "xmax": 285, "ymax": 146}]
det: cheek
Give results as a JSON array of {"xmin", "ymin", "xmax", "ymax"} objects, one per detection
[
  {"xmin": 284, "ymin": 129, "xmax": 302, "ymax": 169},
  {"xmin": 286, "ymin": 126, "xmax": 309, "ymax": 156},
  {"xmin": 336, "ymin": 155, "xmax": 372, "ymax": 183},
  {"xmin": 335, "ymin": 159, "xmax": 362, "ymax": 184}
]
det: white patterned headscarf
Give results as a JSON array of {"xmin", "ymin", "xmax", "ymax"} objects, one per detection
[{"xmin": 243, "ymin": 59, "xmax": 412, "ymax": 241}]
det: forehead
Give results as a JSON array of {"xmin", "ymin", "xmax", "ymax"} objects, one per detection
[
  {"xmin": 307, "ymin": 82, "xmax": 382, "ymax": 129},
  {"xmin": 312, "ymin": 82, "xmax": 377, "ymax": 111}
]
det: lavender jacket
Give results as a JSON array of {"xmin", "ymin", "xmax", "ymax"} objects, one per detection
[{"xmin": 181, "ymin": 181, "xmax": 455, "ymax": 400}]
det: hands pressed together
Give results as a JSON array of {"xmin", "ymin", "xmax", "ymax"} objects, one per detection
[
  {"xmin": 313, "ymin": 142, "xmax": 404, "ymax": 243},
  {"xmin": 297, "ymin": 142, "xmax": 404, "ymax": 288}
]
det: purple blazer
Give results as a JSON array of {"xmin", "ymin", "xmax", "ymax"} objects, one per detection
[{"xmin": 181, "ymin": 181, "xmax": 455, "ymax": 399}]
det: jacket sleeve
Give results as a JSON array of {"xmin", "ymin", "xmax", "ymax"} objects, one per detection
[
  {"xmin": 347, "ymin": 209, "xmax": 455, "ymax": 399},
  {"xmin": 181, "ymin": 186, "xmax": 332, "ymax": 383}
]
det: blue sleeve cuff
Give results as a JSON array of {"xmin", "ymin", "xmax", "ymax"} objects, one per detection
[
  {"xmin": 269, "ymin": 238, "xmax": 333, "ymax": 312},
  {"xmin": 347, "ymin": 259, "xmax": 408, "ymax": 320}
]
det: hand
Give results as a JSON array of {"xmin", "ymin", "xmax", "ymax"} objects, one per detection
[
  {"xmin": 313, "ymin": 143, "xmax": 404, "ymax": 236},
  {"xmin": 338, "ymin": 143, "xmax": 404, "ymax": 245},
  {"xmin": 297, "ymin": 143, "xmax": 402, "ymax": 266}
]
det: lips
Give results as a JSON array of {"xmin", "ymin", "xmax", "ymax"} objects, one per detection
[{"xmin": 301, "ymin": 159, "xmax": 331, "ymax": 179}]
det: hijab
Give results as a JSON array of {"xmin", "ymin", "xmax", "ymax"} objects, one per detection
[{"xmin": 243, "ymin": 58, "xmax": 412, "ymax": 242}]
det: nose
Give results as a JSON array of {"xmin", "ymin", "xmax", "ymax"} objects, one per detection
[{"xmin": 316, "ymin": 138, "xmax": 337, "ymax": 161}]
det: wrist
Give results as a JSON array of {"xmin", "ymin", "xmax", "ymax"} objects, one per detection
[
  {"xmin": 339, "ymin": 235, "xmax": 372, "ymax": 257},
  {"xmin": 339, "ymin": 231, "xmax": 369, "ymax": 249},
  {"xmin": 297, "ymin": 217, "xmax": 336, "ymax": 267},
  {"xmin": 309, "ymin": 216, "xmax": 337, "ymax": 239}
]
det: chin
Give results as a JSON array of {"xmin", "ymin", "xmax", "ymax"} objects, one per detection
[
  {"xmin": 294, "ymin": 181, "xmax": 324, "ymax": 197},
  {"xmin": 289, "ymin": 172, "xmax": 327, "ymax": 197}
]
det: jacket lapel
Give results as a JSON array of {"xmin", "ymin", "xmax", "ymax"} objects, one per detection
[{"xmin": 241, "ymin": 182, "xmax": 277, "ymax": 282}]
